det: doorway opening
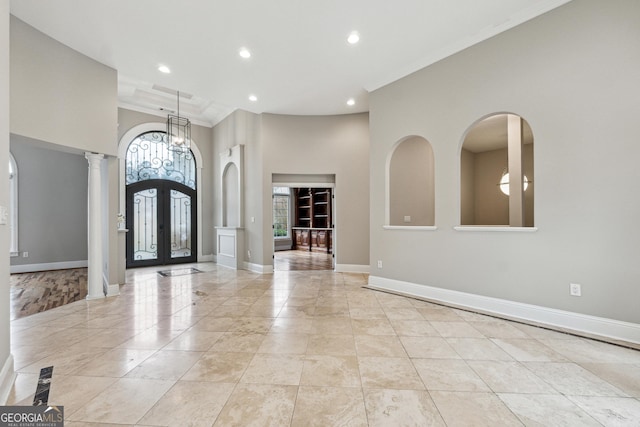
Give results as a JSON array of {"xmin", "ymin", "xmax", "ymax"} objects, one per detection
[
  {"xmin": 125, "ymin": 131, "xmax": 197, "ymax": 268},
  {"xmin": 271, "ymin": 175, "xmax": 335, "ymax": 271}
]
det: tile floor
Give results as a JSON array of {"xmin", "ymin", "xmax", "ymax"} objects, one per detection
[{"xmin": 6, "ymin": 263, "xmax": 640, "ymax": 426}]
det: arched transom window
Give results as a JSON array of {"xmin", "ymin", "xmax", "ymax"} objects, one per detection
[{"xmin": 125, "ymin": 131, "xmax": 196, "ymax": 190}]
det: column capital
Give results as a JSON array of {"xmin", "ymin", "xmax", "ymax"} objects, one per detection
[{"xmin": 85, "ymin": 152, "xmax": 105, "ymax": 164}]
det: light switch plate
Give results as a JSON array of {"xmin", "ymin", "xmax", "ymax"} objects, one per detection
[{"xmin": 0, "ymin": 205, "xmax": 7, "ymax": 225}]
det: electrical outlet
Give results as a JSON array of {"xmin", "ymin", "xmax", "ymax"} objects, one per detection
[
  {"xmin": 247, "ymin": 250, "xmax": 251, "ymax": 259},
  {"xmin": 570, "ymin": 283, "xmax": 582, "ymax": 297},
  {"xmin": 22, "ymin": 251, "xmax": 28, "ymax": 258},
  {"xmin": 377, "ymin": 260, "xmax": 383, "ymax": 269},
  {"xmin": 403, "ymin": 215, "xmax": 411, "ymax": 223}
]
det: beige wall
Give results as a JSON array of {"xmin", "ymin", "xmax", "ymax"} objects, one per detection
[
  {"xmin": 0, "ymin": 0, "xmax": 12, "ymax": 400},
  {"xmin": 369, "ymin": 0, "xmax": 640, "ymax": 324},
  {"xmin": 10, "ymin": 17, "xmax": 117, "ymax": 156},
  {"xmin": 261, "ymin": 113, "xmax": 370, "ymax": 269},
  {"xmin": 389, "ymin": 136, "xmax": 434, "ymax": 226}
]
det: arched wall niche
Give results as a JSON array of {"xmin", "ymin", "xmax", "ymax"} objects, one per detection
[
  {"xmin": 459, "ymin": 112, "xmax": 534, "ymax": 227},
  {"xmin": 386, "ymin": 135, "xmax": 435, "ymax": 226},
  {"xmin": 222, "ymin": 162, "xmax": 239, "ymax": 227},
  {"xmin": 218, "ymin": 144, "xmax": 244, "ymax": 228}
]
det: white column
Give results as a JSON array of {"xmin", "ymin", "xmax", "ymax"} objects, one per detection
[
  {"xmin": 507, "ymin": 115, "xmax": 524, "ymax": 227},
  {"xmin": 86, "ymin": 152, "xmax": 105, "ymax": 300}
]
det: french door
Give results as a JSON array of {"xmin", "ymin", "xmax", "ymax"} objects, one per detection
[{"xmin": 126, "ymin": 179, "xmax": 197, "ymax": 267}]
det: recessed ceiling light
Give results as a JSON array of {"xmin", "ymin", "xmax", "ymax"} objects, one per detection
[
  {"xmin": 347, "ymin": 98, "xmax": 355, "ymax": 106},
  {"xmin": 239, "ymin": 48, "xmax": 251, "ymax": 59},
  {"xmin": 158, "ymin": 64, "xmax": 171, "ymax": 74},
  {"xmin": 347, "ymin": 31, "xmax": 360, "ymax": 45},
  {"xmin": 249, "ymin": 94, "xmax": 258, "ymax": 102}
]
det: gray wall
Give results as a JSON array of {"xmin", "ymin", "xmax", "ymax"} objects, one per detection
[
  {"xmin": 10, "ymin": 136, "xmax": 88, "ymax": 266},
  {"xmin": 10, "ymin": 16, "xmax": 117, "ymax": 156},
  {"xmin": 369, "ymin": 0, "xmax": 640, "ymax": 324},
  {"xmin": 1, "ymin": 0, "xmax": 11, "ymax": 396}
]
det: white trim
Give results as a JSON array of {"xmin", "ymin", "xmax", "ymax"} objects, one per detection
[
  {"xmin": 106, "ymin": 283, "xmax": 120, "ymax": 297},
  {"xmin": 198, "ymin": 254, "xmax": 214, "ymax": 263},
  {"xmin": 368, "ymin": 275, "xmax": 640, "ymax": 347},
  {"xmin": 117, "ymin": 122, "xmax": 204, "ymax": 261},
  {"xmin": 454, "ymin": 226, "xmax": 538, "ymax": 232},
  {"xmin": 10, "ymin": 260, "xmax": 88, "ymax": 274},
  {"xmin": 383, "ymin": 225, "xmax": 438, "ymax": 231},
  {"xmin": 336, "ymin": 264, "xmax": 370, "ymax": 274},
  {"xmin": 244, "ymin": 262, "xmax": 274, "ymax": 274},
  {"xmin": 0, "ymin": 355, "xmax": 16, "ymax": 405}
]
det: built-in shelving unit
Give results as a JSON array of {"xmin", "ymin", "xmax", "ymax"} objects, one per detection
[{"xmin": 292, "ymin": 188, "xmax": 332, "ymax": 253}]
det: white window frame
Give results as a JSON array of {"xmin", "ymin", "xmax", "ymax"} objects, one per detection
[{"xmin": 272, "ymin": 186, "xmax": 290, "ymax": 239}]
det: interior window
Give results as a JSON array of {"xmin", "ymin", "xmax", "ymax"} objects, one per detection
[{"xmin": 460, "ymin": 113, "xmax": 534, "ymax": 226}]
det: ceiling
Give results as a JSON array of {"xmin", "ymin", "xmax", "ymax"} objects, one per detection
[{"xmin": 10, "ymin": 0, "xmax": 571, "ymax": 127}]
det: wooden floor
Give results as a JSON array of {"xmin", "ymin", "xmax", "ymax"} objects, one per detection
[
  {"xmin": 274, "ymin": 249, "xmax": 333, "ymax": 271},
  {"xmin": 9, "ymin": 268, "xmax": 87, "ymax": 320}
]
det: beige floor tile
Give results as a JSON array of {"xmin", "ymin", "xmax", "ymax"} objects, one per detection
[
  {"xmin": 278, "ymin": 305, "xmax": 317, "ymax": 318},
  {"xmin": 355, "ymin": 335, "xmax": 407, "ymax": 357},
  {"xmin": 138, "ymin": 381, "xmax": 235, "ymax": 427},
  {"xmin": 125, "ymin": 350, "xmax": 203, "ymax": 380},
  {"xmin": 580, "ymin": 362, "xmax": 640, "ymax": 397},
  {"xmin": 306, "ymin": 334, "xmax": 356, "ymax": 356},
  {"xmin": 20, "ymin": 345, "xmax": 108, "ymax": 375},
  {"xmin": 568, "ymin": 396, "xmax": 640, "ymax": 426},
  {"xmin": 430, "ymin": 391, "xmax": 524, "ymax": 427},
  {"xmin": 226, "ymin": 316, "xmax": 275, "ymax": 333},
  {"xmin": 498, "ymin": 393, "xmax": 601, "ymax": 426},
  {"xmin": 430, "ymin": 321, "xmax": 485, "ymax": 338},
  {"xmin": 243, "ymin": 304, "xmax": 283, "ymax": 317},
  {"xmin": 400, "ymin": 336, "xmax": 460, "ymax": 359},
  {"xmin": 291, "ymin": 386, "xmax": 368, "ymax": 427},
  {"xmin": 209, "ymin": 332, "xmax": 266, "ymax": 353},
  {"xmin": 525, "ymin": 362, "xmax": 628, "ymax": 396},
  {"xmin": 416, "ymin": 307, "xmax": 463, "ymax": 321},
  {"xmin": 541, "ymin": 338, "xmax": 640, "ymax": 364},
  {"xmin": 300, "ymin": 355, "xmax": 361, "ymax": 387},
  {"xmin": 269, "ymin": 317, "xmax": 314, "ymax": 334},
  {"xmin": 363, "ymin": 388, "xmax": 446, "ymax": 427},
  {"xmin": 190, "ymin": 316, "xmax": 235, "ymax": 332},
  {"xmin": 413, "ymin": 358, "xmax": 490, "ymax": 392},
  {"xmin": 383, "ymin": 307, "xmax": 424, "ymax": 320},
  {"xmin": 311, "ymin": 317, "xmax": 353, "ymax": 335},
  {"xmin": 492, "ymin": 338, "xmax": 568, "ymax": 362},
  {"xmin": 48, "ymin": 375, "xmax": 118, "ymax": 418},
  {"xmin": 389, "ymin": 319, "xmax": 439, "ymax": 337},
  {"xmin": 182, "ymin": 351, "xmax": 253, "ymax": 383},
  {"xmin": 468, "ymin": 320, "xmax": 533, "ymax": 338},
  {"xmin": 348, "ymin": 307, "xmax": 387, "ymax": 319},
  {"xmin": 468, "ymin": 360, "xmax": 557, "ymax": 394},
  {"xmin": 257, "ymin": 333, "xmax": 309, "ymax": 354},
  {"xmin": 70, "ymin": 348, "xmax": 156, "ymax": 378},
  {"xmin": 213, "ymin": 383, "xmax": 297, "ymax": 427},
  {"xmin": 240, "ymin": 354, "xmax": 304, "ymax": 385},
  {"xmin": 162, "ymin": 329, "xmax": 223, "ymax": 351},
  {"xmin": 67, "ymin": 378, "xmax": 175, "ymax": 424},
  {"xmin": 116, "ymin": 328, "xmax": 181, "ymax": 350},
  {"xmin": 351, "ymin": 318, "xmax": 396, "ymax": 336},
  {"xmin": 358, "ymin": 356, "xmax": 424, "ymax": 390},
  {"xmin": 446, "ymin": 338, "xmax": 514, "ymax": 361}
]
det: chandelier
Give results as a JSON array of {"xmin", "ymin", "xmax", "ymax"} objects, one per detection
[{"xmin": 167, "ymin": 90, "xmax": 191, "ymax": 151}]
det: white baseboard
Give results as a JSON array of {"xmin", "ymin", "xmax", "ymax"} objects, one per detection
[
  {"xmin": 368, "ymin": 275, "xmax": 640, "ymax": 347},
  {"xmin": 199, "ymin": 254, "xmax": 214, "ymax": 262},
  {"xmin": 244, "ymin": 262, "xmax": 274, "ymax": 274},
  {"xmin": 0, "ymin": 354, "xmax": 16, "ymax": 405},
  {"xmin": 335, "ymin": 264, "xmax": 370, "ymax": 274},
  {"xmin": 10, "ymin": 260, "xmax": 88, "ymax": 274},
  {"xmin": 106, "ymin": 283, "xmax": 120, "ymax": 297}
]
